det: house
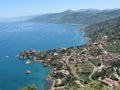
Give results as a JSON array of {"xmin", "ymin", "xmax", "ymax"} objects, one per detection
[
  {"xmin": 54, "ymin": 52, "xmax": 58, "ymax": 56},
  {"xmin": 102, "ymin": 78, "xmax": 119, "ymax": 87}
]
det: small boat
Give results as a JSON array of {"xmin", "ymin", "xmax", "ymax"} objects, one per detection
[
  {"xmin": 25, "ymin": 60, "xmax": 31, "ymax": 64},
  {"xmin": 25, "ymin": 70, "xmax": 31, "ymax": 74}
]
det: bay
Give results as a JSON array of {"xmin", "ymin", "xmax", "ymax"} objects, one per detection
[{"xmin": 0, "ymin": 21, "xmax": 87, "ymax": 90}]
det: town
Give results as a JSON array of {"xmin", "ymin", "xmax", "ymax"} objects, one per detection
[{"xmin": 17, "ymin": 35, "xmax": 120, "ymax": 90}]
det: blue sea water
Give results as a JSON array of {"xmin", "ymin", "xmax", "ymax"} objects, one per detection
[{"xmin": 0, "ymin": 21, "xmax": 87, "ymax": 90}]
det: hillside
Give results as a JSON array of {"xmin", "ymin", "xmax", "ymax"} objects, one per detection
[
  {"xmin": 84, "ymin": 16, "xmax": 120, "ymax": 54},
  {"xmin": 29, "ymin": 9, "xmax": 120, "ymax": 24}
]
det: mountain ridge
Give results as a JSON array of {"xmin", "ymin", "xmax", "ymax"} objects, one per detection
[{"xmin": 28, "ymin": 9, "xmax": 120, "ymax": 24}]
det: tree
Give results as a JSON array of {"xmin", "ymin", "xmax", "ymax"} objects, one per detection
[{"xmin": 18, "ymin": 84, "xmax": 37, "ymax": 90}]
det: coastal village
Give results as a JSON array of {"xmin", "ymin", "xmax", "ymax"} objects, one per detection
[{"xmin": 17, "ymin": 35, "xmax": 120, "ymax": 90}]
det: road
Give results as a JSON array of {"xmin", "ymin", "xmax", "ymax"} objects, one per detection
[
  {"xmin": 66, "ymin": 55, "xmax": 85, "ymax": 83},
  {"xmin": 88, "ymin": 61, "xmax": 97, "ymax": 81}
]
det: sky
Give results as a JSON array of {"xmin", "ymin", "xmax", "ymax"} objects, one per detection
[{"xmin": 0, "ymin": 0, "xmax": 120, "ymax": 18}]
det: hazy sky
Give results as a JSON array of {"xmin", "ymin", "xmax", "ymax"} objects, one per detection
[{"xmin": 0, "ymin": 0, "xmax": 120, "ymax": 18}]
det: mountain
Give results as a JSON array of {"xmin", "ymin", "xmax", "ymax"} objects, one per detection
[
  {"xmin": 29, "ymin": 9, "xmax": 75, "ymax": 23},
  {"xmin": 29, "ymin": 9, "xmax": 120, "ymax": 24},
  {"xmin": 60, "ymin": 9, "xmax": 120, "ymax": 24}
]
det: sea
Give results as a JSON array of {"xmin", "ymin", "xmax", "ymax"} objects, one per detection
[{"xmin": 0, "ymin": 21, "xmax": 87, "ymax": 90}]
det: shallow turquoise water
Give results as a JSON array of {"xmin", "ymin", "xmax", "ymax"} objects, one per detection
[{"xmin": 0, "ymin": 21, "xmax": 86, "ymax": 90}]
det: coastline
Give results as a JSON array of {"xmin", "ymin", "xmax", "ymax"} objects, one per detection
[
  {"xmin": 46, "ymin": 29, "xmax": 89, "ymax": 90},
  {"xmin": 78, "ymin": 29, "xmax": 91, "ymax": 44},
  {"xmin": 17, "ymin": 25, "xmax": 89, "ymax": 90},
  {"xmin": 63, "ymin": 22, "xmax": 88, "ymax": 26},
  {"xmin": 16, "ymin": 17, "xmax": 120, "ymax": 90},
  {"xmin": 46, "ymin": 70, "xmax": 54, "ymax": 90}
]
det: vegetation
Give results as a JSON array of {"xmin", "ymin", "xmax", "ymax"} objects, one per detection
[
  {"xmin": 104, "ymin": 42, "xmax": 120, "ymax": 54},
  {"xmin": 115, "ymin": 84, "xmax": 120, "ymax": 90},
  {"xmin": 18, "ymin": 84, "xmax": 37, "ymax": 90},
  {"xmin": 85, "ymin": 16, "xmax": 120, "ymax": 54},
  {"xmin": 90, "ymin": 59, "xmax": 101, "ymax": 67}
]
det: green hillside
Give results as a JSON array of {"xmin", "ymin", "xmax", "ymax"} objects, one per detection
[{"xmin": 84, "ymin": 16, "xmax": 120, "ymax": 54}]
